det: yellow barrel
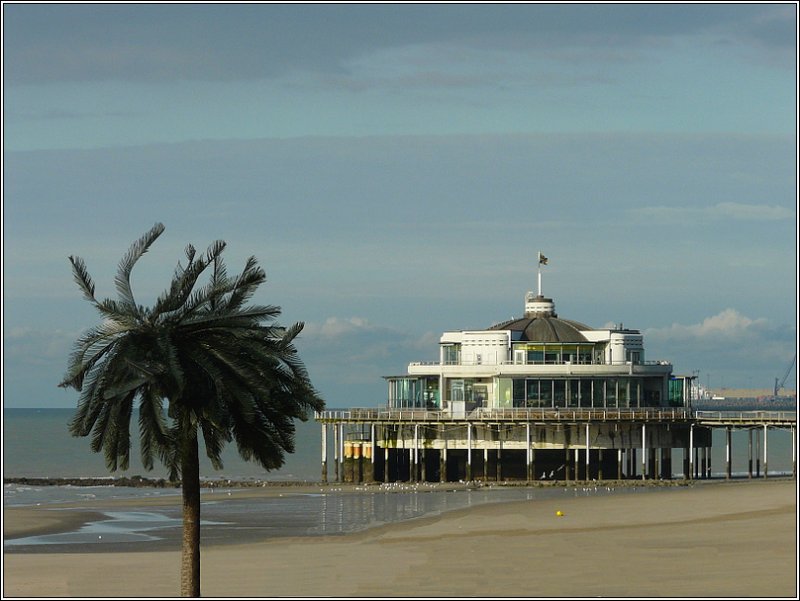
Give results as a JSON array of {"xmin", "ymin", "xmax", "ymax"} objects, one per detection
[
  {"xmin": 353, "ymin": 443, "xmax": 362, "ymax": 459},
  {"xmin": 364, "ymin": 444, "xmax": 372, "ymax": 460},
  {"xmin": 344, "ymin": 441, "xmax": 353, "ymax": 459}
]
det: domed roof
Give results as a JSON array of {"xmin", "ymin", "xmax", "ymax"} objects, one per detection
[
  {"xmin": 488, "ymin": 294, "xmax": 592, "ymax": 342},
  {"xmin": 488, "ymin": 315, "xmax": 591, "ymax": 342}
]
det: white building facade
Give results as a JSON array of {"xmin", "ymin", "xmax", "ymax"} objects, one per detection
[{"xmin": 387, "ymin": 291, "xmax": 684, "ymax": 413}]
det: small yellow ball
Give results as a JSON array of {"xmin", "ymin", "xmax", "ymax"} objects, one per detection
[{"xmin": 556, "ymin": 510, "xmax": 564, "ymax": 517}]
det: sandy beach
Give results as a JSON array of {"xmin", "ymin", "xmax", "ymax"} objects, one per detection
[{"xmin": 3, "ymin": 479, "xmax": 797, "ymax": 598}]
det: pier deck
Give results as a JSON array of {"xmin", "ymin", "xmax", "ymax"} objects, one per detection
[{"xmin": 315, "ymin": 409, "xmax": 796, "ymax": 484}]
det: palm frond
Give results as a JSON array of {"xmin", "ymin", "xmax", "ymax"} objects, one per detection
[
  {"xmin": 138, "ymin": 387, "xmax": 174, "ymax": 472},
  {"xmin": 114, "ymin": 222, "xmax": 165, "ymax": 311},
  {"xmin": 68, "ymin": 256, "xmax": 98, "ymax": 305}
]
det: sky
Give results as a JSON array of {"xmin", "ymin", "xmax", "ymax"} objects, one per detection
[{"xmin": 2, "ymin": 2, "xmax": 798, "ymax": 410}]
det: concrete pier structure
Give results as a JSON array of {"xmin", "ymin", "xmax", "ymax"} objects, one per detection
[{"xmin": 316, "ymin": 262, "xmax": 796, "ymax": 483}]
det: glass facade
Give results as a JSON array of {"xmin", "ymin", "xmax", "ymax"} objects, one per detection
[
  {"xmin": 388, "ymin": 377, "xmax": 440, "ymax": 408},
  {"xmin": 442, "ymin": 344, "xmax": 461, "ymax": 365},
  {"xmin": 504, "ymin": 377, "xmax": 657, "ymax": 408},
  {"xmin": 668, "ymin": 377, "xmax": 684, "ymax": 407},
  {"xmin": 513, "ymin": 343, "xmax": 597, "ymax": 365}
]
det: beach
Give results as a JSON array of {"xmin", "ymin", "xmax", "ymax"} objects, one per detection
[{"xmin": 3, "ymin": 479, "xmax": 797, "ymax": 598}]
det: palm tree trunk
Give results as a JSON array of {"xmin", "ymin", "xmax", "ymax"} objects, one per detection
[{"xmin": 181, "ymin": 433, "xmax": 201, "ymax": 597}]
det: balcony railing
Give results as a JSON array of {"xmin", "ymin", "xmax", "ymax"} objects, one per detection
[
  {"xmin": 316, "ymin": 407, "xmax": 694, "ymax": 423},
  {"xmin": 409, "ymin": 359, "xmax": 672, "ymax": 368}
]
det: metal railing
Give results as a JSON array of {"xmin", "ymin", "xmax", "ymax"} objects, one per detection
[
  {"xmin": 316, "ymin": 407, "xmax": 694, "ymax": 423},
  {"xmin": 693, "ymin": 410, "xmax": 796, "ymax": 425}
]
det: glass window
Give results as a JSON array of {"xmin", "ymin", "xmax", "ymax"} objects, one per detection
[
  {"xmin": 553, "ymin": 380, "xmax": 566, "ymax": 407},
  {"xmin": 540, "ymin": 379, "xmax": 553, "ymax": 407},
  {"xmin": 497, "ymin": 378, "xmax": 513, "ymax": 408},
  {"xmin": 513, "ymin": 379, "xmax": 525, "ymax": 407},
  {"xmin": 527, "ymin": 350, "xmax": 544, "ymax": 364},
  {"xmin": 668, "ymin": 378, "xmax": 683, "ymax": 407},
  {"xmin": 606, "ymin": 378, "xmax": 618, "ymax": 408},
  {"xmin": 592, "ymin": 379, "xmax": 604, "ymax": 407},
  {"xmin": 618, "ymin": 378, "xmax": 629, "ymax": 408},
  {"xmin": 579, "ymin": 379, "xmax": 593, "ymax": 408},
  {"xmin": 566, "ymin": 379, "xmax": 580, "ymax": 407},
  {"xmin": 443, "ymin": 345, "xmax": 461, "ymax": 365}
]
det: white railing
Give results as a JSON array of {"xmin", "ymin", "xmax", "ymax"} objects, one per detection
[
  {"xmin": 408, "ymin": 359, "xmax": 673, "ymax": 368},
  {"xmin": 693, "ymin": 410, "xmax": 797, "ymax": 424},
  {"xmin": 316, "ymin": 407, "xmax": 694, "ymax": 422}
]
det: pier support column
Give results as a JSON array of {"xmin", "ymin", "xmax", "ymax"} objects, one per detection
[
  {"xmin": 466, "ymin": 423, "xmax": 473, "ymax": 482},
  {"xmin": 689, "ymin": 425, "xmax": 694, "ymax": 481},
  {"xmin": 649, "ymin": 447, "xmax": 658, "ymax": 481},
  {"xmin": 526, "ymin": 424, "xmax": 533, "ymax": 482},
  {"xmin": 598, "ymin": 449, "xmax": 604, "ymax": 480},
  {"xmin": 384, "ymin": 426, "xmax": 391, "ymax": 483},
  {"xmin": 683, "ymin": 445, "xmax": 689, "ymax": 480},
  {"xmin": 660, "ymin": 448, "xmax": 671, "ymax": 479},
  {"xmin": 726, "ymin": 427, "xmax": 732, "ymax": 480},
  {"xmin": 641, "ymin": 424, "xmax": 647, "ymax": 481},
  {"xmin": 321, "ymin": 424, "xmax": 328, "ymax": 484},
  {"xmin": 334, "ymin": 423, "xmax": 340, "ymax": 483},
  {"xmin": 369, "ymin": 424, "xmax": 376, "ymax": 483},
  {"xmin": 763, "ymin": 425, "xmax": 768, "ymax": 478},
  {"xmin": 412, "ymin": 424, "xmax": 419, "ymax": 483},
  {"xmin": 793, "ymin": 427, "xmax": 796, "ymax": 478},
  {"xmin": 565, "ymin": 447, "xmax": 571, "ymax": 482},
  {"xmin": 706, "ymin": 445, "xmax": 712, "ymax": 479},
  {"xmin": 483, "ymin": 448, "xmax": 489, "ymax": 481},
  {"xmin": 440, "ymin": 428, "xmax": 447, "ymax": 483},
  {"xmin": 748, "ymin": 429, "xmax": 753, "ymax": 478},
  {"xmin": 496, "ymin": 441, "xmax": 503, "ymax": 482},
  {"xmin": 755, "ymin": 428, "xmax": 761, "ymax": 477},
  {"xmin": 700, "ymin": 447, "xmax": 707, "ymax": 479},
  {"xmin": 353, "ymin": 442, "xmax": 362, "ymax": 483},
  {"xmin": 585, "ymin": 423, "xmax": 591, "ymax": 481},
  {"xmin": 617, "ymin": 449, "xmax": 623, "ymax": 480}
]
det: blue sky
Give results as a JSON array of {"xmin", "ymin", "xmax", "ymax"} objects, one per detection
[{"xmin": 3, "ymin": 3, "xmax": 797, "ymax": 408}]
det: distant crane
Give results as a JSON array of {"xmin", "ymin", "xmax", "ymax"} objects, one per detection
[{"xmin": 773, "ymin": 354, "xmax": 796, "ymax": 398}]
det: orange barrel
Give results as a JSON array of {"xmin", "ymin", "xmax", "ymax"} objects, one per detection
[
  {"xmin": 344, "ymin": 441, "xmax": 353, "ymax": 459},
  {"xmin": 353, "ymin": 443, "xmax": 362, "ymax": 459},
  {"xmin": 364, "ymin": 444, "xmax": 372, "ymax": 460}
]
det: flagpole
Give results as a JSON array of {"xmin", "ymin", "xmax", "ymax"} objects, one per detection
[{"xmin": 537, "ymin": 252, "xmax": 542, "ymax": 297}]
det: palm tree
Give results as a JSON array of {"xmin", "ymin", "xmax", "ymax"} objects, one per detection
[{"xmin": 59, "ymin": 223, "xmax": 324, "ymax": 597}]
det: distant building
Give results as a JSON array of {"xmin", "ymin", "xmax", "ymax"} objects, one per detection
[
  {"xmin": 387, "ymin": 291, "xmax": 683, "ymax": 414},
  {"xmin": 318, "ymin": 263, "xmax": 717, "ymax": 483}
]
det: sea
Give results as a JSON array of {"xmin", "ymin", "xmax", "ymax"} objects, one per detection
[{"xmin": 3, "ymin": 408, "xmax": 797, "ymax": 552}]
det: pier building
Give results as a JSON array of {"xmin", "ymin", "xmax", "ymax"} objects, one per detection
[{"xmin": 316, "ymin": 258, "xmax": 796, "ymax": 483}]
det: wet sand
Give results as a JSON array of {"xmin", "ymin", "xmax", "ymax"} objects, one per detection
[{"xmin": 3, "ymin": 479, "xmax": 797, "ymax": 597}]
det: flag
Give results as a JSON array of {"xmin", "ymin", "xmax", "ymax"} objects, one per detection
[{"xmin": 538, "ymin": 253, "xmax": 548, "ymax": 266}]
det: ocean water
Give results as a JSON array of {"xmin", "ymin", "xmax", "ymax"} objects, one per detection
[
  {"xmin": 2, "ymin": 408, "xmax": 323, "ymax": 482},
  {"xmin": 3, "ymin": 408, "xmax": 796, "ymax": 483}
]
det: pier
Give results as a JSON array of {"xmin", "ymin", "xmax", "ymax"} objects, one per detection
[
  {"xmin": 316, "ymin": 263, "xmax": 796, "ymax": 486},
  {"xmin": 315, "ymin": 408, "xmax": 796, "ymax": 484}
]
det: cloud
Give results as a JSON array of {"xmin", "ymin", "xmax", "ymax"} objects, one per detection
[
  {"xmin": 301, "ymin": 317, "xmax": 375, "ymax": 339},
  {"xmin": 3, "ymin": 4, "xmax": 791, "ymax": 84},
  {"xmin": 3, "ymin": 327, "xmax": 77, "ymax": 363},
  {"xmin": 646, "ymin": 309, "xmax": 770, "ymax": 341},
  {"xmin": 630, "ymin": 202, "xmax": 795, "ymax": 224},
  {"xmin": 644, "ymin": 310, "xmax": 796, "ymax": 387},
  {"xmin": 294, "ymin": 317, "xmax": 439, "ymax": 406}
]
